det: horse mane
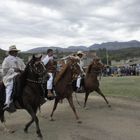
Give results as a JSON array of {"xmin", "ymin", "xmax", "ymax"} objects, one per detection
[
  {"xmin": 54, "ymin": 63, "xmax": 69, "ymax": 85},
  {"xmin": 54, "ymin": 57, "xmax": 79, "ymax": 85},
  {"xmin": 86, "ymin": 63, "xmax": 93, "ymax": 74}
]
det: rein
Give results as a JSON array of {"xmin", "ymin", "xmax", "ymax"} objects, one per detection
[
  {"xmin": 26, "ymin": 77, "xmax": 47, "ymax": 84},
  {"xmin": 26, "ymin": 78, "xmax": 43, "ymax": 84},
  {"xmin": 91, "ymin": 70, "xmax": 101, "ymax": 74}
]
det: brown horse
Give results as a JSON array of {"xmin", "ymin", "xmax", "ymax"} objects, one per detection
[
  {"xmin": 0, "ymin": 55, "xmax": 48, "ymax": 138},
  {"xmin": 50, "ymin": 57, "xmax": 82, "ymax": 123},
  {"xmin": 84, "ymin": 59, "xmax": 111, "ymax": 108}
]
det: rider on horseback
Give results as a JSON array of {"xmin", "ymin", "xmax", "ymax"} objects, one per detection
[
  {"xmin": 2, "ymin": 45, "xmax": 25, "ymax": 111},
  {"xmin": 42, "ymin": 49, "xmax": 56, "ymax": 98},
  {"xmin": 76, "ymin": 51, "xmax": 85, "ymax": 93}
]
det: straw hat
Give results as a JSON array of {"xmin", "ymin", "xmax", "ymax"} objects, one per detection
[
  {"xmin": 77, "ymin": 51, "xmax": 85, "ymax": 55},
  {"xmin": 8, "ymin": 45, "xmax": 20, "ymax": 52}
]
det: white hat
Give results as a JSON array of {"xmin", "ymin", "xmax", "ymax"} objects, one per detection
[
  {"xmin": 8, "ymin": 45, "xmax": 20, "ymax": 52},
  {"xmin": 77, "ymin": 51, "xmax": 85, "ymax": 55}
]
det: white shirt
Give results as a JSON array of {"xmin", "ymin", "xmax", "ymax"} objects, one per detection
[{"xmin": 42, "ymin": 55, "xmax": 53, "ymax": 65}]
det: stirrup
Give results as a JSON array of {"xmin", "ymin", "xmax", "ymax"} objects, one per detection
[
  {"xmin": 3, "ymin": 103, "xmax": 16, "ymax": 113},
  {"xmin": 3, "ymin": 104, "xmax": 10, "ymax": 110}
]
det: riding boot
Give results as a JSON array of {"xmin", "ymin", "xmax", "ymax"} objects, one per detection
[
  {"xmin": 3, "ymin": 102, "xmax": 16, "ymax": 113},
  {"xmin": 76, "ymin": 87, "xmax": 84, "ymax": 93},
  {"xmin": 47, "ymin": 90, "xmax": 55, "ymax": 97}
]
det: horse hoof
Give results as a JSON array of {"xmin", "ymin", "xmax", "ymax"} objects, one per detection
[
  {"xmin": 50, "ymin": 118, "xmax": 55, "ymax": 121},
  {"xmin": 77, "ymin": 120, "xmax": 82, "ymax": 124},
  {"xmin": 84, "ymin": 107, "xmax": 89, "ymax": 110},
  {"xmin": 24, "ymin": 128, "xmax": 28, "ymax": 133},
  {"xmin": 38, "ymin": 135, "xmax": 43, "ymax": 138},
  {"xmin": 10, "ymin": 130, "xmax": 15, "ymax": 133},
  {"xmin": 41, "ymin": 115, "xmax": 47, "ymax": 119},
  {"xmin": 108, "ymin": 104, "xmax": 111, "ymax": 108},
  {"xmin": 38, "ymin": 137, "xmax": 43, "ymax": 140},
  {"xmin": 4, "ymin": 128, "xmax": 15, "ymax": 133}
]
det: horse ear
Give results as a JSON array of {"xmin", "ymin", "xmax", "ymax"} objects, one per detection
[
  {"xmin": 39, "ymin": 55, "xmax": 42, "ymax": 59},
  {"xmin": 32, "ymin": 54, "xmax": 36, "ymax": 59}
]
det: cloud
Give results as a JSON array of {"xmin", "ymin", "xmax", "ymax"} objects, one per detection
[{"xmin": 0, "ymin": 0, "xmax": 140, "ymax": 51}]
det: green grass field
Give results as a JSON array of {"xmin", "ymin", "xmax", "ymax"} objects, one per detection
[{"xmin": 100, "ymin": 76, "xmax": 140, "ymax": 99}]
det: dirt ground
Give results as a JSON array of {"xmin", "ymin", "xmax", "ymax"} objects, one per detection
[{"xmin": 0, "ymin": 94, "xmax": 140, "ymax": 140}]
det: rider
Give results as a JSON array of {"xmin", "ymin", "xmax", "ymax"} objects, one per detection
[
  {"xmin": 76, "ymin": 51, "xmax": 85, "ymax": 92},
  {"xmin": 42, "ymin": 49, "xmax": 56, "ymax": 98},
  {"xmin": 2, "ymin": 45, "xmax": 25, "ymax": 111}
]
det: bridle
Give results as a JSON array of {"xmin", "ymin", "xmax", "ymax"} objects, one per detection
[
  {"xmin": 28, "ymin": 61, "xmax": 46, "ymax": 76},
  {"xmin": 70, "ymin": 62, "xmax": 82, "ymax": 81},
  {"xmin": 90, "ymin": 62, "xmax": 104, "ymax": 74},
  {"xmin": 26, "ymin": 60, "xmax": 47, "ymax": 84}
]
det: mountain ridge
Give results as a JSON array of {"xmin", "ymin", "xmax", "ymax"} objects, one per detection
[{"xmin": 25, "ymin": 40, "xmax": 140, "ymax": 53}]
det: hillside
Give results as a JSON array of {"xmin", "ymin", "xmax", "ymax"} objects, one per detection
[
  {"xmin": 0, "ymin": 48, "xmax": 6, "ymax": 63},
  {"xmin": 26, "ymin": 40, "xmax": 140, "ymax": 53},
  {"xmin": 0, "ymin": 40, "xmax": 140, "ymax": 64},
  {"xmin": 25, "ymin": 46, "xmax": 87, "ymax": 53},
  {"xmin": 95, "ymin": 47, "xmax": 140, "ymax": 64},
  {"xmin": 89, "ymin": 40, "xmax": 140, "ymax": 50}
]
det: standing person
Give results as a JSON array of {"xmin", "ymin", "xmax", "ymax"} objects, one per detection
[
  {"xmin": 42, "ymin": 49, "xmax": 56, "ymax": 97},
  {"xmin": 76, "ymin": 51, "xmax": 85, "ymax": 92},
  {"xmin": 2, "ymin": 45, "xmax": 25, "ymax": 110}
]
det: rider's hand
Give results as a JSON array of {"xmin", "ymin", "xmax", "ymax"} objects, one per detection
[
  {"xmin": 14, "ymin": 68, "xmax": 21, "ymax": 73},
  {"xmin": 81, "ymin": 72, "xmax": 86, "ymax": 77}
]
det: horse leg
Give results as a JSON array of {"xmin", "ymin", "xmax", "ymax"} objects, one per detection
[
  {"xmin": 67, "ymin": 96, "xmax": 82, "ymax": 123},
  {"xmin": 50, "ymin": 98, "xmax": 59, "ymax": 121},
  {"xmin": 84, "ymin": 92, "xmax": 90, "ymax": 108},
  {"xmin": 95, "ymin": 88, "xmax": 111, "ymax": 107},
  {"xmin": 25, "ymin": 105, "xmax": 43, "ymax": 138},
  {"xmin": 1, "ymin": 122, "xmax": 15, "ymax": 133},
  {"xmin": 0, "ymin": 111, "xmax": 15, "ymax": 133},
  {"xmin": 24, "ymin": 118, "xmax": 34, "ymax": 133}
]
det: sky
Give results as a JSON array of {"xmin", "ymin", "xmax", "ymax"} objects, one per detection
[{"xmin": 0, "ymin": 0, "xmax": 140, "ymax": 51}]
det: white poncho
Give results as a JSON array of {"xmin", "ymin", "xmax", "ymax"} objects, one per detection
[{"xmin": 2, "ymin": 55, "xmax": 25, "ymax": 86}]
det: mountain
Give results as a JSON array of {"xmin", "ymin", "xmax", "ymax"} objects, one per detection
[
  {"xmin": 0, "ymin": 48, "xmax": 6, "ymax": 63},
  {"xmin": 89, "ymin": 40, "xmax": 140, "ymax": 50},
  {"xmin": 26, "ymin": 46, "xmax": 88, "ymax": 53},
  {"xmin": 65, "ymin": 46, "xmax": 88, "ymax": 52},
  {"xmin": 25, "ymin": 46, "xmax": 63, "ymax": 53},
  {"xmin": 26, "ymin": 40, "xmax": 140, "ymax": 53}
]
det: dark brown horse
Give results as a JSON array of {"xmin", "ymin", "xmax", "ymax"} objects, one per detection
[
  {"xmin": 50, "ymin": 57, "xmax": 82, "ymax": 123},
  {"xmin": 84, "ymin": 59, "xmax": 111, "ymax": 108},
  {"xmin": 0, "ymin": 55, "xmax": 48, "ymax": 138}
]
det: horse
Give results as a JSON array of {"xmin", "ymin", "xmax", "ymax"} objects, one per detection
[
  {"xmin": 83, "ymin": 59, "xmax": 111, "ymax": 108},
  {"xmin": 0, "ymin": 55, "xmax": 48, "ymax": 138},
  {"xmin": 50, "ymin": 57, "xmax": 82, "ymax": 123}
]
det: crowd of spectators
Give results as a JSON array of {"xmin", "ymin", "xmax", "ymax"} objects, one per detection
[{"xmin": 103, "ymin": 64, "xmax": 140, "ymax": 76}]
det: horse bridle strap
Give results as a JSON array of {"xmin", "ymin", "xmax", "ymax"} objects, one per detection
[
  {"xmin": 91, "ymin": 70, "xmax": 101, "ymax": 74},
  {"xmin": 26, "ymin": 78, "xmax": 44, "ymax": 84}
]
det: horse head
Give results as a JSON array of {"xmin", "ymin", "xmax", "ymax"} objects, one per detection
[
  {"xmin": 26, "ymin": 55, "xmax": 48, "ymax": 82},
  {"xmin": 87, "ymin": 58, "xmax": 104, "ymax": 75},
  {"xmin": 67, "ymin": 57, "xmax": 82, "ymax": 80}
]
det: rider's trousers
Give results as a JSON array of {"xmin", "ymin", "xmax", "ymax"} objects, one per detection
[
  {"xmin": 76, "ymin": 75, "xmax": 81, "ymax": 88},
  {"xmin": 5, "ymin": 80, "xmax": 13, "ymax": 105},
  {"xmin": 47, "ymin": 73, "xmax": 53, "ymax": 90}
]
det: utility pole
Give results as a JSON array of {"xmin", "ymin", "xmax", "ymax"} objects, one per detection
[{"xmin": 106, "ymin": 49, "xmax": 109, "ymax": 65}]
